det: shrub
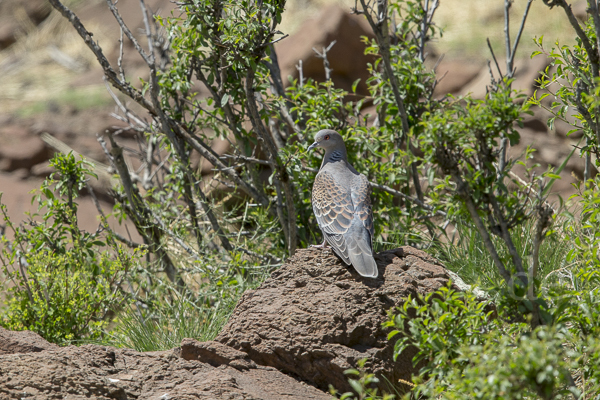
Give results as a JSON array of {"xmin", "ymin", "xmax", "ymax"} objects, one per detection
[{"xmin": 0, "ymin": 153, "xmax": 142, "ymax": 344}]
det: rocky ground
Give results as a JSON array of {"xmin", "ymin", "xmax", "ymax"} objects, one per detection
[{"xmin": 0, "ymin": 245, "xmax": 466, "ymax": 399}]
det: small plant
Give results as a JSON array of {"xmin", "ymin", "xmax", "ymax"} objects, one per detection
[
  {"xmin": 385, "ymin": 283, "xmax": 600, "ymax": 399},
  {"xmin": 385, "ymin": 285, "xmax": 502, "ymax": 396},
  {"xmin": 106, "ymin": 293, "xmax": 230, "ymax": 352},
  {"xmin": 331, "ymin": 358, "xmax": 396, "ymax": 400},
  {"xmin": 0, "ymin": 153, "xmax": 141, "ymax": 345},
  {"xmin": 431, "ymin": 326, "xmax": 584, "ymax": 400}
]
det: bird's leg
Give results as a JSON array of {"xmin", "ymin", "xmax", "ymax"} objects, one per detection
[{"xmin": 310, "ymin": 240, "xmax": 328, "ymax": 248}]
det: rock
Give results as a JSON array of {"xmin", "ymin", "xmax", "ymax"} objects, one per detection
[
  {"xmin": 0, "ymin": 125, "xmax": 50, "ymax": 173},
  {"xmin": 0, "ymin": 342, "xmax": 330, "ymax": 399},
  {"xmin": 0, "ymin": 246, "xmax": 465, "ymax": 397},
  {"xmin": 459, "ymin": 56, "xmax": 550, "ymax": 99},
  {"xmin": 434, "ymin": 59, "xmax": 484, "ymax": 96},
  {"xmin": 0, "ymin": 327, "xmax": 59, "ymax": 355},
  {"xmin": 522, "ymin": 110, "xmax": 551, "ymax": 134},
  {"xmin": 180, "ymin": 339, "xmax": 257, "ymax": 370},
  {"xmin": 274, "ymin": 5, "xmax": 375, "ymax": 95},
  {"xmin": 216, "ymin": 246, "xmax": 458, "ymax": 393},
  {"xmin": 572, "ymin": 0, "xmax": 589, "ymax": 21}
]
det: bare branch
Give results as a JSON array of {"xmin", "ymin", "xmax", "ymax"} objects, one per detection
[
  {"xmin": 313, "ymin": 40, "xmax": 336, "ymax": 81},
  {"xmin": 107, "ymin": 135, "xmax": 186, "ymax": 289},
  {"xmin": 356, "ymin": 0, "xmax": 410, "ymax": 143},
  {"xmin": 47, "ymin": 0, "xmax": 155, "ymax": 112},
  {"xmin": 105, "ymin": 0, "xmax": 150, "ymax": 63},
  {"xmin": 175, "ymin": 124, "xmax": 272, "ymax": 208},
  {"xmin": 489, "ymin": 195, "xmax": 527, "ymax": 286},
  {"xmin": 245, "ymin": 68, "xmax": 297, "ymax": 256},
  {"xmin": 452, "ymin": 173, "xmax": 513, "ymax": 284},
  {"xmin": 264, "ymin": 44, "xmax": 303, "ymax": 139},
  {"xmin": 419, "ymin": 0, "xmax": 430, "ymax": 62},
  {"xmin": 487, "ymin": 38, "xmax": 504, "ymax": 79},
  {"xmin": 504, "ymin": 0, "xmax": 512, "ymax": 67},
  {"xmin": 552, "ymin": 0, "xmax": 599, "ymax": 79},
  {"xmin": 508, "ymin": 0, "xmax": 534, "ymax": 77},
  {"xmin": 296, "ymin": 60, "xmax": 305, "ymax": 88}
]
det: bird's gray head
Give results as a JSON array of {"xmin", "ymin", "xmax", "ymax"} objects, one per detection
[{"xmin": 308, "ymin": 129, "xmax": 345, "ymax": 152}]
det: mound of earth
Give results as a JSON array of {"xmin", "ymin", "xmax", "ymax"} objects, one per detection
[
  {"xmin": 0, "ymin": 246, "xmax": 469, "ymax": 398},
  {"xmin": 0, "ymin": 330, "xmax": 329, "ymax": 399},
  {"xmin": 216, "ymin": 246, "xmax": 462, "ymax": 393}
]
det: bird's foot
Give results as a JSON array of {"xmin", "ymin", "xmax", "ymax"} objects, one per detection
[{"xmin": 310, "ymin": 240, "xmax": 328, "ymax": 249}]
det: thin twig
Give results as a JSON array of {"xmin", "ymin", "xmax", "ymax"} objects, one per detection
[
  {"xmin": 452, "ymin": 173, "xmax": 513, "ymax": 284},
  {"xmin": 508, "ymin": 0, "xmax": 534, "ymax": 78},
  {"xmin": 504, "ymin": 0, "xmax": 512, "ymax": 68},
  {"xmin": 419, "ymin": 0, "xmax": 430, "ymax": 62},
  {"xmin": 47, "ymin": 0, "xmax": 155, "ymax": 112},
  {"xmin": 296, "ymin": 60, "xmax": 305, "ymax": 88},
  {"xmin": 313, "ymin": 40, "xmax": 336, "ymax": 81},
  {"xmin": 245, "ymin": 68, "xmax": 297, "ymax": 256},
  {"xmin": 106, "ymin": 0, "xmax": 150, "ymax": 63},
  {"xmin": 87, "ymin": 183, "xmax": 143, "ymax": 249},
  {"xmin": 487, "ymin": 38, "xmax": 504, "ymax": 79}
]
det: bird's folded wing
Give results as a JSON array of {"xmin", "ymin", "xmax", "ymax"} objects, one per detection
[
  {"xmin": 351, "ymin": 174, "xmax": 374, "ymax": 240},
  {"xmin": 312, "ymin": 171, "xmax": 354, "ymax": 235}
]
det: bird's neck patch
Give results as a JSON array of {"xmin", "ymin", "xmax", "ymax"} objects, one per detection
[{"xmin": 328, "ymin": 150, "xmax": 344, "ymax": 162}]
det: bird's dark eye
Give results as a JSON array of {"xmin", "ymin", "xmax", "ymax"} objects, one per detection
[{"xmin": 324, "ymin": 135, "xmax": 330, "ymax": 140}]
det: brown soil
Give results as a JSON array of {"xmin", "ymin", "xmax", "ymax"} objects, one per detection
[{"xmin": 0, "ymin": 246, "xmax": 466, "ymax": 398}]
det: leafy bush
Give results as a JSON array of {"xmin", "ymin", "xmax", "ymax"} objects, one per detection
[
  {"xmin": 0, "ymin": 153, "xmax": 142, "ymax": 344},
  {"xmin": 331, "ymin": 358, "xmax": 396, "ymax": 400}
]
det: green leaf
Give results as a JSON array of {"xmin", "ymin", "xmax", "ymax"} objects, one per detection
[
  {"xmin": 348, "ymin": 379, "xmax": 364, "ymax": 395},
  {"xmin": 220, "ymin": 94, "xmax": 230, "ymax": 107}
]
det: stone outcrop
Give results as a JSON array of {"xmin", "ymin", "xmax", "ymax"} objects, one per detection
[
  {"xmin": 0, "ymin": 330, "xmax": 329, "ymax": 399},
  {"xmin": 0, "ymin": 326, "xmax": 59, "ymax": 355},
  {"xmin": 0, "ymin": 246, "xmax": 465, "ymax": 398},
  {"xmin": 274, "ymin": 5, "xmax": 375, "ymax": 95},
  {"xmin": 217, "ymin": 246, "xmax": 459, "ymax": 393}
]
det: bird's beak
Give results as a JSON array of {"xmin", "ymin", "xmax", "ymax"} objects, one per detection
[{"xmin": 308, "ymin": 141, "xmax": 319, "ymax": 151}]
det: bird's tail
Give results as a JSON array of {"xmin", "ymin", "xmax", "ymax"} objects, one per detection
[
  {"xmin": 346, "ymin": 219, "xmax": 378, "ymax": 278},
  {"xmin": 348, "ymin": 248, "xmax": 378, "ymax": 278}
]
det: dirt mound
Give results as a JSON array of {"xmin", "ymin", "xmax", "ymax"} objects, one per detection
[
  {"xmin": 0, "ymin": 246, "xmax": 464, "ymax": 398},
  {"xmin": 0, "ymin": 332, "xmax": 329, "ymax": 399},
  {"xmin": 217, "ymin": 246, "xmax": 457, "ymax": 393},
  {"xmin": 0, "ymin": 326, "xmax": 59, "ymax": 355}
]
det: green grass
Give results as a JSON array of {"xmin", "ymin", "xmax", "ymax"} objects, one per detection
[
  {"xmin": 104, "ymin": 297, "xmax": 232, "ymax": 352},
  {"xmin": 432, "ymin": 218, "xmax": 574, "ymax": 293},
  {"xmin": 100, "ymin": 248, "xmax": 279, "ymax": 351}
]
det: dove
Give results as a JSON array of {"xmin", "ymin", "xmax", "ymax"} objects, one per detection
[{"xmin": 308, "ymin": 129, "xmax": 378, "ymax": 278}]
